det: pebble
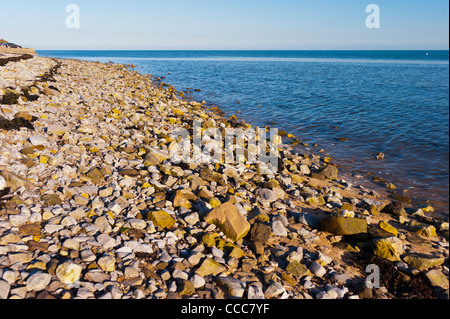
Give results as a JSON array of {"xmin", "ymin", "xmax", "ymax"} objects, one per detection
[
  {"xmin": 265, "ymin": 281, "xmax": 286, "ymax": 298},
  {"xmin": 309, "ymin": 261, "xmax": 327, "ymax": 278},
  {"xmin": 0, "ymin": 176, "xmax": 6, "ymax": 191},
  {"xmin": 0, "ymin": 280, "xmax": 11, "ymax": 299},
  {"xmin": 272, "ymin": 220, "xmax": 288, "ymax": 237},
  {"xmin": 26, "ymin": 272, "xmax": 52, "ymax": 291},
  {"xmin": 29, "ymin": 135, "xmax": 47, "ymax": 146},
  {"xmin": 55, "ymin": 261, "xmax": 82, "ymax": 285}
]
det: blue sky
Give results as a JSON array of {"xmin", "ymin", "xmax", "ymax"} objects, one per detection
[{"xmin": 1, "ymin": 0, "xmax": 448, "ymax": 50}]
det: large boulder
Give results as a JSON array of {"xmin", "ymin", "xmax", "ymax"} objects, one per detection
[
  {"xmin": 318, "ymin": 216, "xmax": 367, "ymax": 239},
  {"xmin": 204, "ymin": 201, "xmax": 250, "ymax": 242}
]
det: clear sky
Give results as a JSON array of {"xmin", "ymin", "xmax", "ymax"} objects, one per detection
[{"xmin": 1, "ymin": 0, "xmax": 448, "ymax": 50}]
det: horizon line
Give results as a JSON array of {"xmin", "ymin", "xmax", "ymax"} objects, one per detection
[{"xmin": 35, "ymin": 48, "xmax": 450, "ymax": 51}]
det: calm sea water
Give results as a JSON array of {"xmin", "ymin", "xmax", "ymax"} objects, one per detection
[{"xmin": 38, "ymin": 50, "xmax": 449, "ymax": 218}]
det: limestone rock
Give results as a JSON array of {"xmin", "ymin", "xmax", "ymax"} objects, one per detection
[
  {"xmin": 94, "ymin": 216, "xmax": 112, "ymax": 233},
  {"xmin": 425, "ymin": 269, "xmax": 449, "ymax": 289},
  {"xmin": 318, "ymin": 216, "xmax": 367, "ymax": 238},
  {"xmin": 215, "ymin": 277, "xmax": 246, "ymax": 298},
  {"xmin": 402, "ymin": 253, "xmax": 445, "ymax": 270},
  {"xmin": 195, "ymin": 258, "xmax": 227, "ymax": 277},
  {"xmin": 256, "ymin": 188, "xmax": 278, "ymax": 203},
  {"xmin": 178, "ymin": 279, "xmax": 195, "ymax": 297},
  {"xmin": 0, "ymin": 175, "xmax": 6, "ymax": 191},
  {"xmin": 204, "ymin": 201, "xmax": 250, "ymax": 242},
  {"xmin": 26, "ymin": 272, "xmax": 52, "ymax": 292},
  {"xmin": 319, "ymin": 165, "xmax": 338, "ymax": 180},
  {"xmin": 378, "ymin": 221, "xmax": 398, "ymax": 237},
  {"xmin": 47, "ymin": 124, "xmax": 70, "ymax": 136},
  {"xmin": 382, "ymin": 202, "xmax": 407, "ymax": 218},
  {"xmin": 56, "ymin": 261, "xmax": 82, "ymax": 285},
  {"xmin": 147, "ymin": 210, "xmax": 176, "ymax": 229},
  {"xmin": 248, "ymin": 223, "xmax": 271, "ymax": 243},
  {"xmin": 0, "ymin": 170, "xmax": 29, "ymax": 189},
  {"xmin": 372, "ymin": 236, "xmax": 404, "ymax": 261},
  {"xmin": 173, "ymin": 190, "xmax": 192, "ymax": 209},
  {"xmin": 286, "ymin": 261, "xmax": 309, "ymax": 279},
  {"xmin": 0, "ymin": 280, "xmax": 10, "ymax": 299}
]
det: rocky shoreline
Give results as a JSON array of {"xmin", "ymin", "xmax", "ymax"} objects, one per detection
[{"xmin": 0, "ymin": 54, "xmax": 448, "ymax": 300}]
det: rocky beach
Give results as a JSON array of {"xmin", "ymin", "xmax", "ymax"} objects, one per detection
[{"xmin": 0, "ymin": 53, "xmax": 448, "ymax": 300}]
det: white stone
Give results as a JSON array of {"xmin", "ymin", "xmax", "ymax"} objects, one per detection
[
  {"xmin": 212, "ymin": 246, "xmax": 224, "ymax": 258},
  {"xmin": 29, "ymin": 213, "xmax": 42, "ymax": 223},
  {"xmin": 187, "ymin": 251, "xmax": 203, "ymax": 266},
  {"xmin": 190, "ymin": 274, "xmax": 206, "ymax": 289},
  {"xmin": 26, "ymin": 272, "xmax": 52, "ymax": 291},
  {"xmin": 94, "ymin": 216, "xmax": 112, "ymax": 233},
  {"xmin": 0, "ymin": 176, "xmax": 6, "ymax": 191},
  {"xmin": 62, "ymin": 239, "xmax": 80, "ymax": 251},
  {"xmin": 184, "ymin": 212, "xmax": 200, "ymax": 225},
  {"xmin": 2, "ymin": 270, "xmax": 17, "ymax": 285},
  {"xmin": 9, "ymin": 214, "xmax": 29, "ymax": 227},
  {"xmin": 128, "ymin": 219, "xmax": 147, "ymax": 230},
  {"xmin": 44, "ymin": 223, "xmax": 64, "ymax": 234},
  {"xmin": 172, "ymin": 269, "xmax": 189, "ymax": 280},
  {"xmin": 272, "ymin": 220, "xmax": 288, "ymax": 237},
  {"xmin": 96, "ymin": 234, "xmax": 116, "ymax": 250},
  {"xmin": 107, "ymin": 202, "xmax": 123, "ymax": 215},
  {"xmin": 316, "ymin": 252, "xmax": 333, "ymax": 265},
  {"xmin": 29, "ymin": 135, "xmax": 47, "ymax": 146},
  {"xmin": 118, "ymin": 178, "xmax": 133, "ymax": 189},
  {"xmin": 80, "ymin": 249, "xmax": 97, "ymax": 262},
  {"xmin": 47, "ymin": 124, "xmax": 70, "ymax": 136},
  {"xmin": 61, "ymin": 216, "xmax": 77, "ymax": 227}
]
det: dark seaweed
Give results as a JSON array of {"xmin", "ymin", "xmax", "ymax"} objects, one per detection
[
  {"xmin": 0, "ymin": 115, "xmax": 35, "ymax": 131},
  {"xmin": 0, "ymin": 54, "xmax": 33, "ymax": 67}
]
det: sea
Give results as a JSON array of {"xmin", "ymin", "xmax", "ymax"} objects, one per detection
[{"xmin": 37, "ymin": 50, "xmax": 449, "ymax": 219}]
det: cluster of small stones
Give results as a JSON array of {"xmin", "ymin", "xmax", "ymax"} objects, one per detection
[{"xmin": 0, "ymin": 55, "xmax": 448, "ymax": 299}]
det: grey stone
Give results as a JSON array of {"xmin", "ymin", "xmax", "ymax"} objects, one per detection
[
  {"xmin": 264, "ymin": 281, "xmax": 285, "ymax": 298},
  {"xmin": 215, "ymin": 277, "xmax": 246, "ymax": 298},
  {"xmin": 309, "ymin": 261, "xmax": 326, "ymax": 278},
  {"xmin": 94, "ymin": 216, "xmax": 112, "ymax": 234},
  {"xmin": 256, "ymin": 188, "xmax": 278, "ymax": 203},
  {"xmin": 247, "ymin": 283, "xmax": 265, "ymax": 299},
  {"xmin": 272, "ymin": 220, "xmax": 288, "ymax": 237}
]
